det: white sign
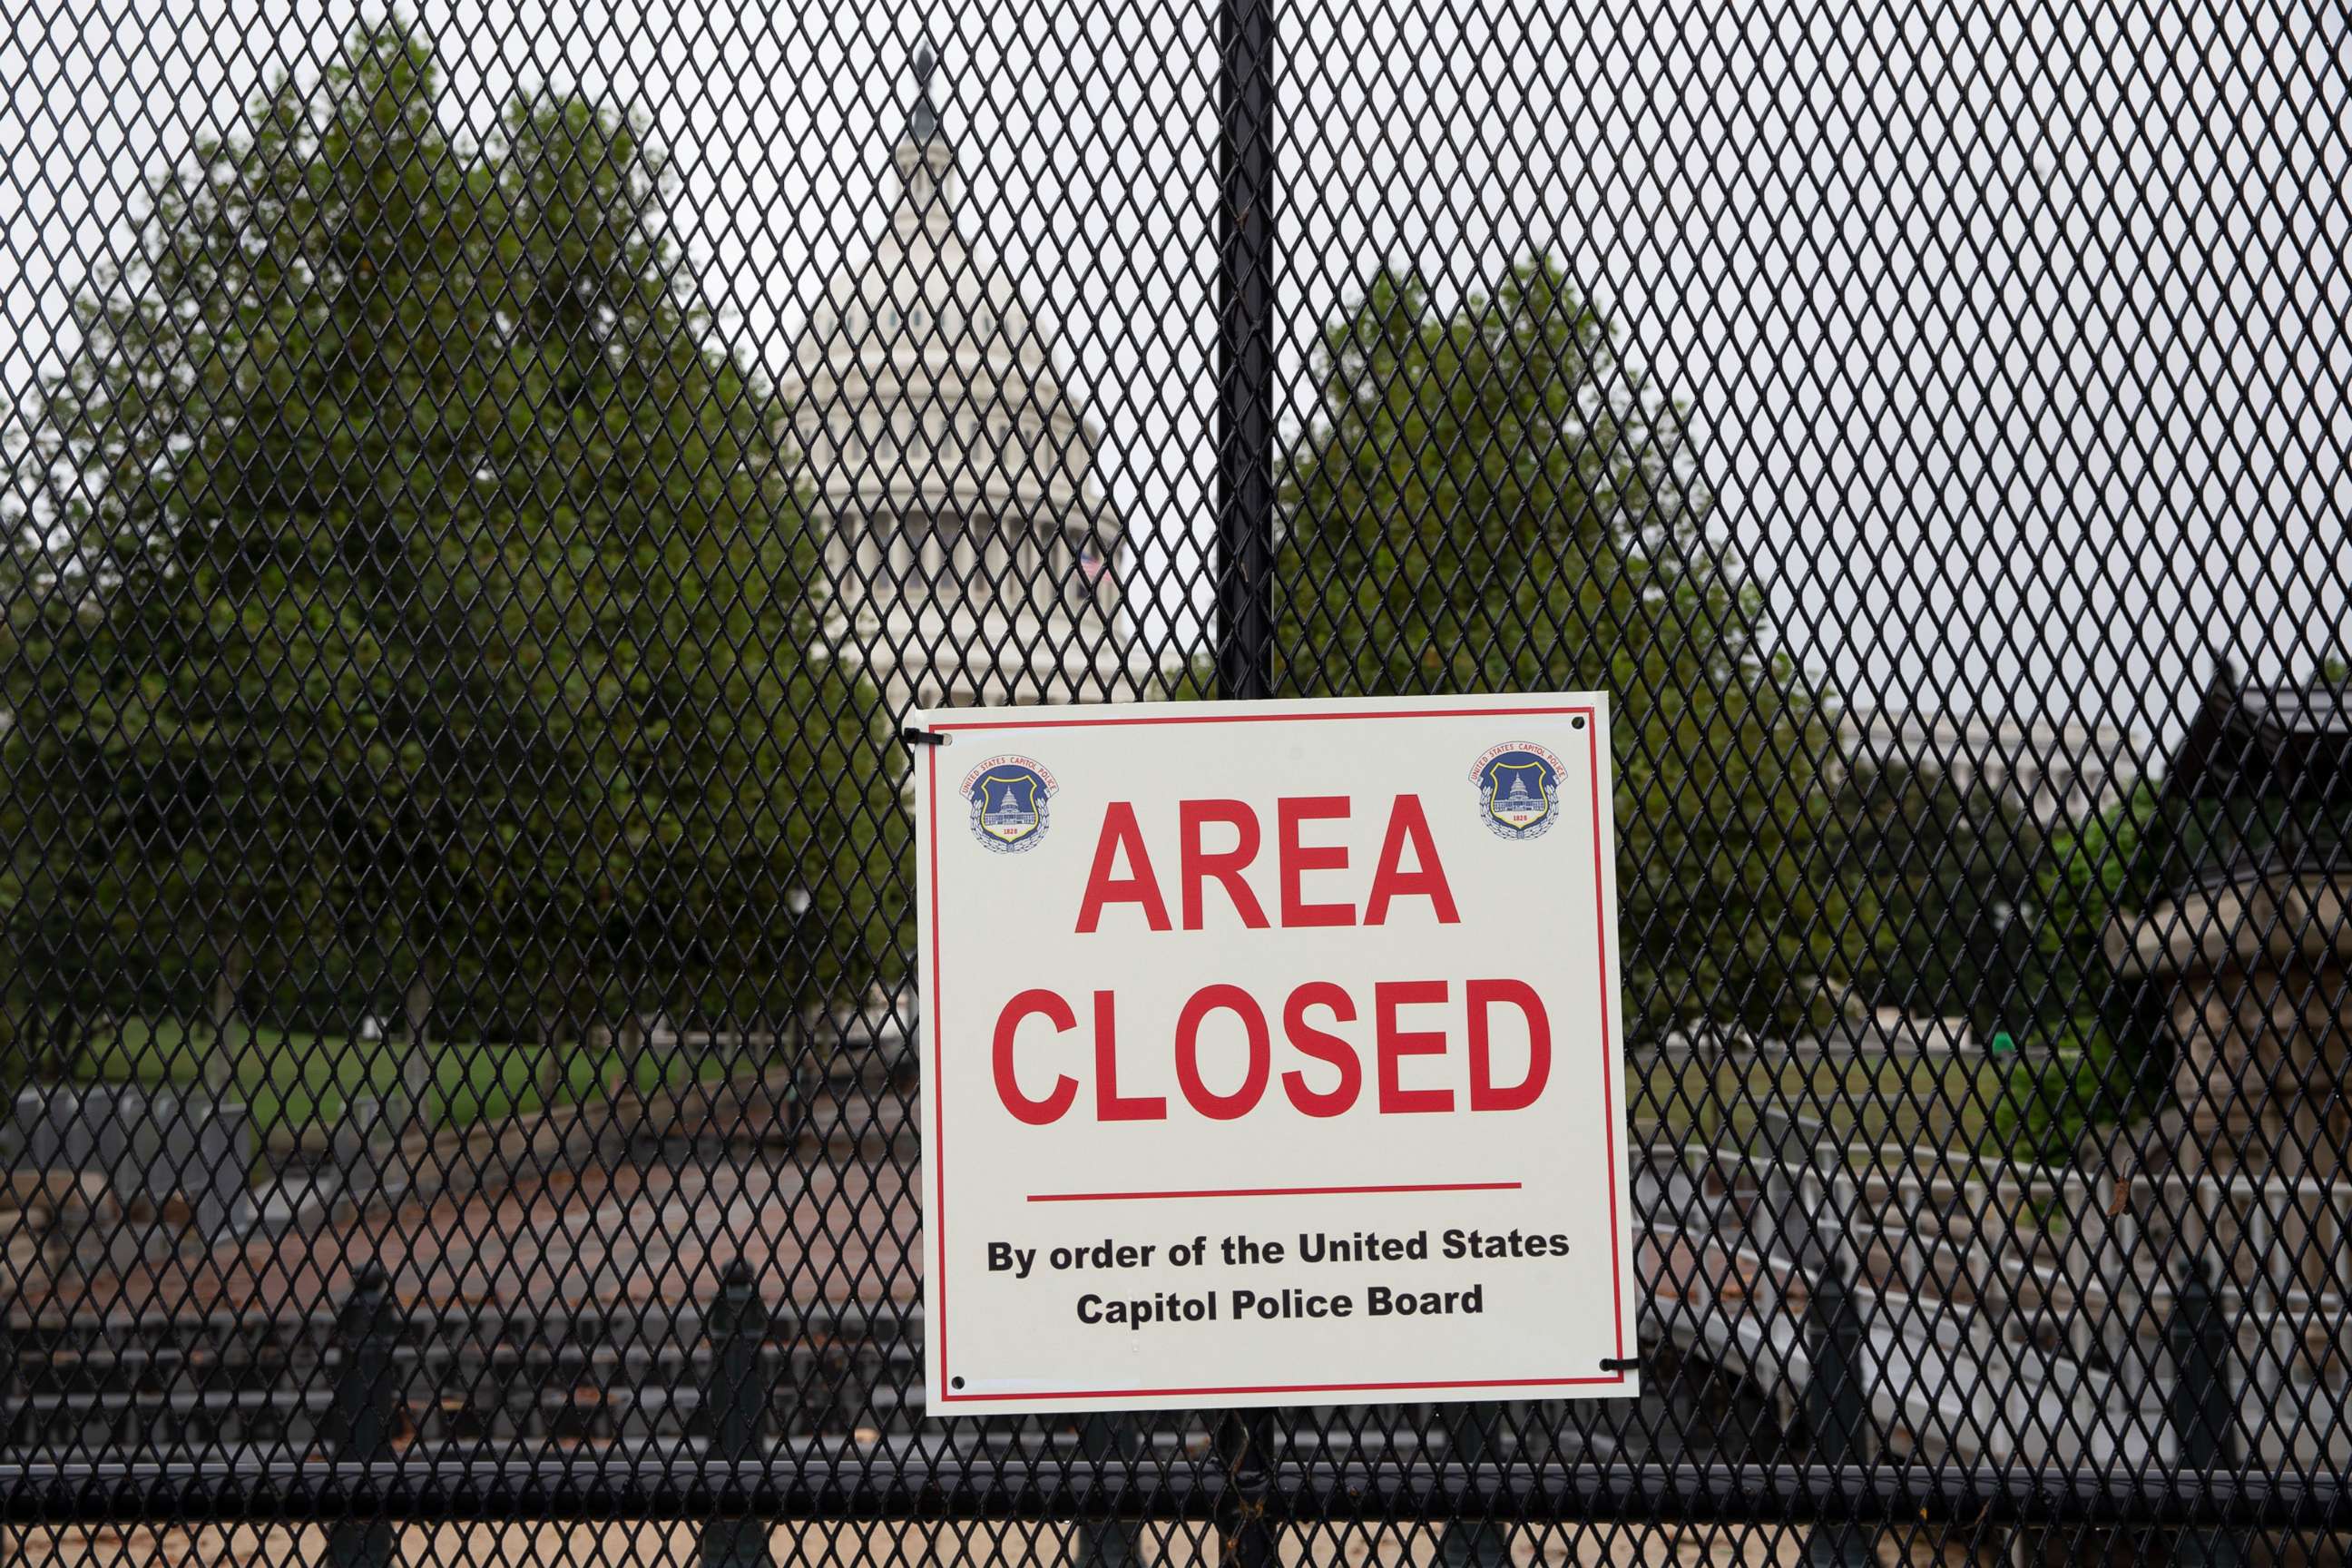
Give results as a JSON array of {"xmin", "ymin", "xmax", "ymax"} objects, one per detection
[{"xmin": 912, "ymin": 692, "xmax": 1637, "ymax": 1415}]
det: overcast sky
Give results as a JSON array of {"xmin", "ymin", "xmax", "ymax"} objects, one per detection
[{"xmin": 5, "ymin": 0, "xmax": 2348, "ymax": 757}]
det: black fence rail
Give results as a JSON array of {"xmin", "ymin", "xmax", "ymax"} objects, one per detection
[{"xmin": 1, "ymin": 1289, "xmax": 1663, "ymax": 1461}]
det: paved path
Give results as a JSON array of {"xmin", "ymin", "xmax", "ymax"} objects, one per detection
[{"xmin": 71, "ymin": 1150, "xmax": 917, "ymax": 1318}]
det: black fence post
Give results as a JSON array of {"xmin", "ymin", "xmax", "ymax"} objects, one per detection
[
  {"xmin": 701, "ymin": 1261, "xmax": 774, "ymax": 1568},
  {"xmin": 1213, "ymin": 0, "xmax": 1277, "ymax": 701},
  {"xmin": 2168, "ymin": 1259, "xmax": 2242, "ymax": 1568},
  {"xmin": 1804, "ymin": 1268, "xmax": 1875, "ymax": 1568},
  {"xmin": 327, "ymin": 1262, "xmax": 395, "ymax": 1568},
  {"xmin": 1073, "ymin": 1413, "xmax": 1142, "ymax": 1568},
  {"xmin": 0, "ymin": 1297, "xmax": 18, "ymax": 1449},
  {"xmin": 1438, "ymin": 1402, "xmax": 1511, "ymax": 1568},
  {"xmin": 1212, "ymin": 0, "xmax": 1278, "ymax": 1546},
  {"xmin": 1214, "ymin": 1408, "xmax": 1279, "ymax": 1568}
]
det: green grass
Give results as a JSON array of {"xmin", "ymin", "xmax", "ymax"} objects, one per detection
[
  {"xmin": 1633, "ymin": 1047, "xmax": 2016, "ymax": 1151},
  {"xmin": 66, "ymin": 1015, "xmax": 749, "ymax": 1139}
]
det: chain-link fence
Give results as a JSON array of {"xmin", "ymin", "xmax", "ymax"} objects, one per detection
[{"xmin": 0, "ymin": 0, "xmax": 2347, "ymax": 1562}]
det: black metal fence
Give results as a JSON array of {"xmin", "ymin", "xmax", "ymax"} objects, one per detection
[{"xmin": 0, "ymin": 0, "xmax": 2347, "ymax": 1562}]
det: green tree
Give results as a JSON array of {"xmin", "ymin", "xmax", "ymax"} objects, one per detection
[
  {"xmin": 1994, "ymin": 782, "xmax": 2161, "ymax": 1157},
  {"xmin": 1276, "ymin": 260, "xmax": 1847, "ymax": 1034},
  {"xmin": 0, "ymin": 23, "xmax": 903, "ymax": 1109},
  {"xmin": 2031, "ymin": 783, "xmax": 2160, "ymax": 1011},
  {"xmin": 1834, "ymin": 757, "xmax": 2042, "ymax": 1032}
]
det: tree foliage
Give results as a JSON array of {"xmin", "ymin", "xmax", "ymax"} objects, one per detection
[
  {"xmin": 1833, "ymin": 757, "xmax": 2043, "ymax": 1032},
  {"xmin": 2031, "ymin": 783, "xmax": 2160, "ymax": 1009},
  {"xmin": 1274, "ymin": 259, "xmax": 1847, "ymax": 1034},
  {"xmin": 1993, "ymin": 782, "xmax": 2161, "ymax": 1157},
  {"xmin": 1, "ymin": 23, "xmax": 903, "ymax": 1044}
]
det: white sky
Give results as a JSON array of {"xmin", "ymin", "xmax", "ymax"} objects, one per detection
[{"xmin": 5, "ymin": 0, "xmax": 2348, "ymax": 758}]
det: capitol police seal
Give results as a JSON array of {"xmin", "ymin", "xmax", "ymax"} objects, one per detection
[
  {"xmin": 963, "ymin": 755, "xmax": 1058, "ymax": 853},
  {"xmin": 1470, "ymin": 742, "xmax": 1563, "ymax": 841}
]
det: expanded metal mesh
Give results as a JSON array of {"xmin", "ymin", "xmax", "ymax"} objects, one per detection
[{"xmin": 0, "ymin": 0, "xmax": 2347, "ymax": 1563}]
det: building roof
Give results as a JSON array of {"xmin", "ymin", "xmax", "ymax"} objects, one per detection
[{"xmin": 2162, "ymin": 667, "xmax": 2352, "ymax": 806}]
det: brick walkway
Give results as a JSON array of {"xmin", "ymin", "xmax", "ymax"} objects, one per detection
[{"xmin": 64, "ymin": 1152, "xmax": 917, "ymax": 1318}]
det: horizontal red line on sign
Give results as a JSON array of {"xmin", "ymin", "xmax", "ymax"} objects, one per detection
[
  {"xmin": 1026, "ymin": 1181, "xmax": 1524, "ymax": 1202},
  {"xmin": 930, "ymin": 705, "xmax": 1591, "ymax": 733}
]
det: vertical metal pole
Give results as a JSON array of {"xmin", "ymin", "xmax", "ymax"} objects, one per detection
[
  {"xmin": 1214, "ymin": 1408, "xmax": 1279, "ymax": 1568},
  {"xmin": 701, "ymin": 1261, "xmax": 774, "ymax": 1568},
  {"xmin": 1803, "ymin": 1269, "xmax": 1875, "ymax": 1568},
  {"xmin": 1, "ymin": 1298, "xmax": 18, "ymax": 1567},
  {"xmin": 328, "ymin": 1263, "xmax": 395, "ymax": 1568},
  {"xmin": 1213, "ymin": 0, "xmax": 1279, "ymax": 1552},
  {"xmin": 1438, "ymin": 1402, "xmax": 1511, "ymax": 1568},
  {"xmin": 1214, "ymin": 0, "xmax": 1278, "ymax": 701},
  {"xmin": 2167, "ymin": 1259, "xmax": 2241, "ymax": 1568},
  {"xmin": 1073, "ymin": 1412, "xmax": 1143, "ymax": 1568}
]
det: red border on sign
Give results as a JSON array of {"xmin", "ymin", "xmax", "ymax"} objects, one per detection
[{"xmin": 926, "ymin": 702, "xmax": 1627, "ymax": 1405}]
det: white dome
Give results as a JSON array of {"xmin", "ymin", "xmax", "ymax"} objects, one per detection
[
  {"xmin": 779, "ymin": 132, "xmax": 1112, "ymax": 539},
  {"xmin": 774, "ymin": 61, "xmax": 1149, "ymax": 714}
]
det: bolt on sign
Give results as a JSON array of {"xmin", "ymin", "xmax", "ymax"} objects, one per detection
[{"xmin": 911, "ymin": 693, "xmax": 1638, "ymax": 1414}]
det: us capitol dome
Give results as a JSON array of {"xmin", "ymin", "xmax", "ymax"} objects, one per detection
[{"xmin": 779, "ymin": 50, "xmax": 1152, "ymax": 714}]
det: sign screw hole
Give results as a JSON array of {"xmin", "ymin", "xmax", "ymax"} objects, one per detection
[
  {"xmin": 1572, "ymin": 716, "xmax": 1587, "ymax": 730},
  {"xmin": 951, "ymin": 1377, "xmax": 965, "ymax": 1389}
]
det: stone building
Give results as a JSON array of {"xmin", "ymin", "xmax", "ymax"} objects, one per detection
[
  {"xmin": 1839, "ymin": 705, "xmax": 2142, "ymax": 828},
  {"xmin": 778, "ymin": 53, "xmax": 1153, "ymax": 715},
  {"xmin": 2103, "ymin": 675, "xmax": 2352, "ymax": 1310}
]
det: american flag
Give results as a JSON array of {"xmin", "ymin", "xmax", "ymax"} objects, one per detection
[{"xmin": 1078, "ymin": 545, "xmax": 1110, "ymax": 584}]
